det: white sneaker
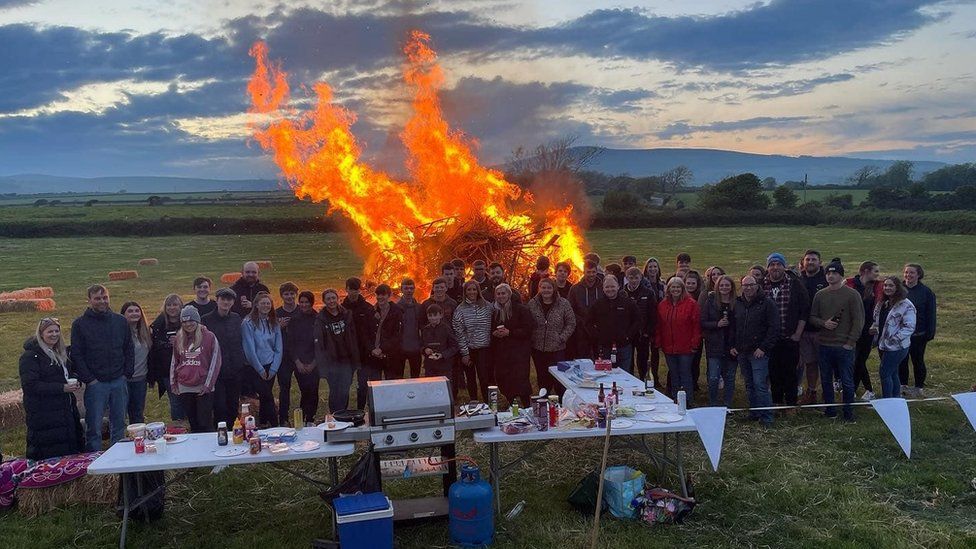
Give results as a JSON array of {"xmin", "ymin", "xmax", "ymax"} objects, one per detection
[
  {"xmin": 833, "ymin": 381, "xmax": 842, "ymax": 393},
  {"xmin": 860, "ymin": 390, "xmax": 875, "ymax": 402},
  {"xmin": 718, "ymin": 378, "xmax": 725, "ymax": 390},
  {"xmin": 797, "ymin": 386, "xmax": 804, "ymax": 397}
]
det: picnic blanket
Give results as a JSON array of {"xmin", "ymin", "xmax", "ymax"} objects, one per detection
[{"xmin": 0, "ymin": 451, "xmax": 103, "ymax": 509}]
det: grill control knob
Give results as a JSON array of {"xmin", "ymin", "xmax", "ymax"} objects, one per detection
[
  {"xmin": 433, "ymin": 429, "xmax": 443, "ymax": 440},
  {"xmin": 409, "ymin": 432, "xmax": 419, "ymax": 442},
  {"xmin": 384, "ymin": 435, "xmax": 394, "ymax": 445}
]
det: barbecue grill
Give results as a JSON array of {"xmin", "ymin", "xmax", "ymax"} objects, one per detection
[{"xmin": 323, "ymin": 376, "xmax": 495, "ymax": 520}]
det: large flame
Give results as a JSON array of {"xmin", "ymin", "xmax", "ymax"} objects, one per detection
[{"xmin": 247, "ymin": 32, "xmax": 587, "ymax": 292}]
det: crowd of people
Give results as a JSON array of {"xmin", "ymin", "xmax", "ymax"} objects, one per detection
[{"xmin": 18, "ymin": 252, "xmax": 937, "ymax": 459}]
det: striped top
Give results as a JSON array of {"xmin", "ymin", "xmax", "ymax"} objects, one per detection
[{"xmin": 453, "ymin": 300, "xmax": 492, "ymax": 355}]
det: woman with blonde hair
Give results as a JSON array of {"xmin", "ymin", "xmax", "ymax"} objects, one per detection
[
  {"xmin": 871, "ymin": 276, "xmax": 917, "ymax": 398},
  {"xmin": 19, "ymin": 317, "xmax": 84, "ymax": 460},
  {"xmin": 700, "ymin": 275, "xmax": 737, "ymax": 406},
  {"xmin": 453, "ymin": 280, "xmax": 493, "ymax": 401},
  {"xmin": 656, "ymin": 276, "xmax": 702, "ymax": 400},
  {"xmin": 120, "ymin": 301, "xmax": 152, "ymax": 424},
  {"xmin": 242, "ymin": 291, "xmax": 282, "ymax": 426},
  {"xmin": 149, "ymin": 293, "xmax": 185, "ymax": 420},
  {"xmin": 170, "ymin": 306, "xmax": 221, "ymax": 432}
]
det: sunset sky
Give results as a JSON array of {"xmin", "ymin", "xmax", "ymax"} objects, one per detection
[{"xmin": 1, "ymin": 0, "xmax": 974, "ymax": 178}]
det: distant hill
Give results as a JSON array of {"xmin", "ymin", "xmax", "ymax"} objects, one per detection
[
  {"xmin": 571, "ymin": 147, "xmax": 947, "ymax": 186},
  {"xmin": 0, "ymin": 175, "xmax": 281, "ymax": 194}
]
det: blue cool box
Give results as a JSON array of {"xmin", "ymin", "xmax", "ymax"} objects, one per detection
[{"xmin": 334, "ymin": 493, "xmax": 394, "ymax": 549}]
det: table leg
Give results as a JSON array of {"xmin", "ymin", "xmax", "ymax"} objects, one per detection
[
  {"xmin": 329, "ymin": 457, "xmax": 338, "ymax": 487},
  {"xmin": 489, "ymin": 442, "xmax": 501, "ymax": 517},
  {"xmin": 660, "ymin": 433, "xmax": 669, "ymax": 485},
  {"xmin": 676, "ymin": 433, "xmax": 688, "ymax": 498},
  {"xmin": 119, "ymin": 473, "xmax": 130, "ymax": 549}
]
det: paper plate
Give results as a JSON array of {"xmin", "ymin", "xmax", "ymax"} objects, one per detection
[
  {"xmin": 214, "ymin": 447, "xmax": 248, "ymax": 457},
  {"xmin": 290, "ymin": 441, "xmax": 321, "ymax": 453},
  {"xmin": 649, "ymin": 413, "xmax": 684, "ymax": 423},
  {"xmin": 635, "ymin": 404, "xmax": 656, "ymax": 412},
  {"xmin": 164, "ymin": 434, "xmax": 188, "ymax": 444},
  {"xmin": 317, "ymin": 421, "xmax": 352, "ymax": 432},
  {"xmin": 259, "ymin": 427, "xmax": 296, "ymax": 437},
  {"xmin": 610, "ymin": 419, "xmax": 634, "ymax": 429}
]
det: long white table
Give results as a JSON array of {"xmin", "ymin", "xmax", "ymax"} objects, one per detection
[
  {"xmin": 88, "ymin": 429, "xmax": 355, "ymax": 548},
  {"xmin": 473, "ymin": 362, "xmax": 697, "ymax": 514}
]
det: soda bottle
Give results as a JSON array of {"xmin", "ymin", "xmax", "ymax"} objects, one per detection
[{"xmin": 511, "ymin": 397, "xmax": 520, "ymax": 417}]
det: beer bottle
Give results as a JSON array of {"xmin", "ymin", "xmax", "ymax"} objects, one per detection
[{"xmin": 598, "ymin": 383, "xmax": 606, "ymax": 404}]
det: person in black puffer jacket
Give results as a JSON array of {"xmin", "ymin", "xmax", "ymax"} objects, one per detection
[
  {"xmin": 20, "ymin": 318, "xmax": 85, "ymax": 460},
  {"xmin": 148, "ymin": 294, "xmax": 186, "ymax": 420}
]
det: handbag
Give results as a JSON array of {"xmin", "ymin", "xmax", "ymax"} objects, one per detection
[{"xmin": 567, "ymin": 471, "xmax": 607, "ymax": 515}]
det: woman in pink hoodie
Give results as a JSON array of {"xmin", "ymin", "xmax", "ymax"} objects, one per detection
[{"xmin": 170, "ymin": 305, "xmax": 221, "ymax": 432}]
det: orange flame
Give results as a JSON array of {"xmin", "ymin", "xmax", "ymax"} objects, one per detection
[{"xmin": 248, "ymin": 32, "xmax": 587, "ymax": 292}]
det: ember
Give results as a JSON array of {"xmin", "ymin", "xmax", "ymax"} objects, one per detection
[{"xmin": 247, "ymin": 31, "xmax": 587, "ymax": 291}]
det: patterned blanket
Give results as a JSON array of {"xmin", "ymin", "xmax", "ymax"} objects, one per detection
[{"xmin": 0, "ymin": 451, "xmax": 103, "ymax": 508}]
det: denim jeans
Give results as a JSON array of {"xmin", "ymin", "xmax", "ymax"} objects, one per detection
[
  {"xmin": 84, "ymin": 376, "xmax": 128, "ymax": 451},
  {"xmin": 326, "ymin": 362, "xmax": 356, "ymax": 413},
  {"xmin": 819, "ymin": 345, "xmax": 856, "ymax": 420},
  {"xmin": 880, "ymin": 348, "xmax": 910, "ymax": 398},
  {"xmin": 158, "ymin": 376, "xmax": 186, "ymax": 421},
  {"xmin": 738, "ymin": 353, "xmax": 772, "ymax": 424},
  {"xmin": 610, "ymin": 344, "xmax": 635, "ymax": 375},
  {"xmin": 664, "ymin": 353, "xmax": 695, "ymax": 402},
  {"xmin": 706, "ymin": 357, "xmax": 737, "ymax": 407},
  {"xmin": 126, "ymin": 379, "xmax": 147, "ymax": 424}
]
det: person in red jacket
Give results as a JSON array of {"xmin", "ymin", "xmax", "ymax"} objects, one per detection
[{"xmin": 656, "ymin": 276, "xmax": 702, "ymax": 401}]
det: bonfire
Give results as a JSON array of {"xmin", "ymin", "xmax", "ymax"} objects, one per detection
[{"xmin": 247, "ymin": 31, "xmax": 587, "ymax": 292}]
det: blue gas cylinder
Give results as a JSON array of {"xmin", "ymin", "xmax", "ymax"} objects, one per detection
[{"xmin": 449, "ymin": 465, "xmax": 494, "ymax": 547}]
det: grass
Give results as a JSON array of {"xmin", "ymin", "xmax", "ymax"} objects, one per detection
[
  {"xmin": 674, "ymin": 188, "xmax": 873, "ymax": 208},
  {"xmin": 2, "ymin": 226, "xmax": 976, "ymax": 548}
]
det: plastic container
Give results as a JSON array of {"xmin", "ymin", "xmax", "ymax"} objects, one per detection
[
  {"xmin": 449, "ymin": 465, "xmax": 494, "ymax": 547},
  {"xmin": 334, "ymin": 493, "xmax": 393, "ymax": 549}
]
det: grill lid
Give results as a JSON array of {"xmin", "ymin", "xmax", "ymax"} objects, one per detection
[{"xmin": 367, "ymin": 377, "xmax": 454, "ymax": 427}]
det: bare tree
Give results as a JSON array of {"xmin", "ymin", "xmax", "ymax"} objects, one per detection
[
  {"xmin": 660, "ymin": 165, "xmax": 693, "ymax": 193},
  {"xmin": 847, "ymin": 165, "xmax": 880, "ymax": 187},
  {"xmin": 507, "ymin": 136, "xmax": 604, "ymax": 176}
]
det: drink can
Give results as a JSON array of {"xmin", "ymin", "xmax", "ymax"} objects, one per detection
[
  {"xmin": 134, "ymin": 436, "xmax": 145, "ymax": 454},
  {"xmin": 536, "ymin": 398, "xmax": 549, "ymax": 431},
  {"xmin": 548, "ymin": 395, "xmax": 560, "ymax": 427},
  {"xmin": 293, "ymin": 408, "xmax": 304, "ymax": 430},
  {"xmin": 597, "ymin": 406, "xmax": 607, "ymax": 429},
  {"xmin": 487, "ymin": 386, "xmax": 499, "ymax": 413}
]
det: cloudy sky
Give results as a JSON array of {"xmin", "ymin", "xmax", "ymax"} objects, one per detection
[{"xmin": 0, "ymin": 0, "xmax": 974, "ymax": 179}]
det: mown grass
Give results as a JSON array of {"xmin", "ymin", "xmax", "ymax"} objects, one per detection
[{"xmin": 1, "ymin": 227, "xmax": 975, "ymax": 548}]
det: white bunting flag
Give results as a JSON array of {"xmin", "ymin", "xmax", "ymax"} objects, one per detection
[
  {"xmin": 870, "ymin": 398, "xmax": 912, "ymax": 458},
  {"xmin": 951, "ymin": 392, "xmax": 976, "ymax": 432},
  {"xmin": 688, "ymin": 407, "xmax": 728, "ymax": 472}
]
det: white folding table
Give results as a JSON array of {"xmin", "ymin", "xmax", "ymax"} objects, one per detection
[
  {"xmin": 473, "ymin": 364, "xmax": 697, "ymax": 514},
  {"xmin": 87, "ymin": 429, "xmax": 356, "ymax": 548}
]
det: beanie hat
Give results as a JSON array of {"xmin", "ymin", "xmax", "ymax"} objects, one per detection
[
  {"xmin": 825, "ymin": 258, "xmax": 845, "ymax": 277},
  {"xmin": 766, "ymin": 252, "xmax": 787, "ymax": 267},
  {"xmin": 180, "ymin": 305, "xmax": 201, "ymax": 323}
]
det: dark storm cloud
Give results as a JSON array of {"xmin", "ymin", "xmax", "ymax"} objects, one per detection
[
  {"xmin": 0, "ymin": 24, "xmax": 246, "ymax": 112},
  {"xmin": 657, "ymin": 116, "xmax": 814, "ymax": 139},
  {"xmin": 531, "ymin": 0, "xmax": 946, "ymax": 70}
]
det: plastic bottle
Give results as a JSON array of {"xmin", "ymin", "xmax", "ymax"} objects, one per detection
[{"xmin": 232, "ymin": 418, "xmax": 245, "ymax": 444}]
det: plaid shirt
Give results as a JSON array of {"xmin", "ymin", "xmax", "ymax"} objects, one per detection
[{"xmin": 764, "ymin": 276, "xmax": 791, "ymax": 335}]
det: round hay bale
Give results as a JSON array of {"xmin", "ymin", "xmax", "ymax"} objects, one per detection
[
  {"xmin": 0, "ymin": 389, "xmax": 24, "ymax": 430},
  {"xmin": 108, "ymin": 270, "xmax": 138, "ymax": 281},
  {"xmin": 138, "ymin": 258, "xmax": 159, "ymax": 266},
  {"xmin": 0, "ymin": 287, "xmax": 54, "ymax": 300},
  {"xmin": 255, "ymin": 260, "xmax": 273, "ymax": 270},
  {"xmin": 0, "ymin": 299, "xmax": 55, "ymax": 313},
  {"xmin": 220, "ymin": 272, "xmax": 239, "ymax": 284}
]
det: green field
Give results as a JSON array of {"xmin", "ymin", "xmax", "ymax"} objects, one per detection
[{"xmin": 1, "ymin": 227, "xmax": 975, "ymax": 548}]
